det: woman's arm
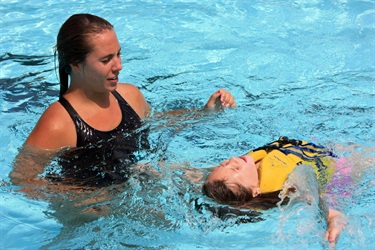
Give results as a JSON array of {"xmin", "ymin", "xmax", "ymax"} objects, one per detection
[
  {"xmin": 204, "ymin": 89, "xmax": 237, "ymax": 110},
  {"xmin": 9, "ymin": 146, "xmax": 52, "ymax": 186},
  {"xmin": 10, "ymin": 101, "xmax": 75, "ymax": 190},
  {"xmin": 152, "ymin": 88, "xmax": 237, "ymax": 118},
  {"xmin": 9, "ymin": 144, "xmax": 58, "ymax": 199}
]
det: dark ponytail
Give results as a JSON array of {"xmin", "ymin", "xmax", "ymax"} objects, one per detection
[{"xmin": 58, "ymin": 67, "xmax": 69, "ymax": 98}]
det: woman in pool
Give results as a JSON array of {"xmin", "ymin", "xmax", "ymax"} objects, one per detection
[
  {"xmin": 202, "ymin": 137, "xmax": 348, "ymax": 246},
  {"xmin": 10, "ymin": 14, "xmax": 236, "ymax": 187}
]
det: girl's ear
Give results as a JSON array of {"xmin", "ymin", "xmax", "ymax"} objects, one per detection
[{"xmin": 252, "ymin": 187, "xmax": 261, "ymax": 197}]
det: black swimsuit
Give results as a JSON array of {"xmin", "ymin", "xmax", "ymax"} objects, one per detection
[
  {"xmin": 51, "ymin": 91, "xmax": 149, "ymax": 187},
  {"xmin": 58, "ymin": 90, "xmax": 142, "ymax": 147}
]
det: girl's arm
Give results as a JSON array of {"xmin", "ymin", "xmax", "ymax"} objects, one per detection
[{"xmin": 325, "ymin": 208, "xmax": 348, "ymax": 247}]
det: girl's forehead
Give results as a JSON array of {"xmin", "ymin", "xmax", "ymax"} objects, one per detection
[{"xmin": 208, "ymin": 166, "xmax": 236, "ymax": 181}]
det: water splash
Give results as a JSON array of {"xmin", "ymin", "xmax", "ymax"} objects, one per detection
[{"xmin": 274, "ymin": 164, "xmax": 329, "ymax": 249}]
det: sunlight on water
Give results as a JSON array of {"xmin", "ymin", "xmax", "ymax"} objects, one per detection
[{"xmin": 1, "ymin": 0, "xmax": 374, "ymax": 249}]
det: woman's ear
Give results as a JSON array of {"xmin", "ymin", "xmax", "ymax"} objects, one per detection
[{"xmin": 70, "ymin": 63, "xmax": 81, "ymax": 73}]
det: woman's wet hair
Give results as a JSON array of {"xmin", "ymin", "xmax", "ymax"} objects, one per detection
[
  {"xmin": 202, "ymin": 179, "xmax": 254, "ymax": 204},
  {"xmin": 54, "ymin": 14, "xmax": 114, "ymax": 98}
]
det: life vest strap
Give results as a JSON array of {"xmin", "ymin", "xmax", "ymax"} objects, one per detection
[{"xmin": 253, "ymin": 136, "xmax": 336, "ymax": 158}]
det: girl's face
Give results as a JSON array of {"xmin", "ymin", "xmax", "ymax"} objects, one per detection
[
  {"xmin": 75, "ymin": 29, "xmax": 123, "ymax": 93},
  {"xmin": 206, "ymin": 155, "xmax": 261, "ymax": 197}
]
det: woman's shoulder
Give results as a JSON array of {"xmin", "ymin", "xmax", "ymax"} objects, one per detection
[
  {"xmin": 26, "ymin": 101, "xmax": 76, "ymax": 149},
  {"xmin": 116, "ymin": 83, "xmax": 150, "ymax": 118},
  {"xmin": 116, "ymin": 83, "xmax": 142, "ymax": 95},
  {"xmin": 41, "ymin": 101, "xmax": 72, "ymax": 122}
]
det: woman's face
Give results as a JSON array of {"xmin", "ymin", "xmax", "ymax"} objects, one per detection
[
  {"xmin": 76, "ymin": 29, "xmax": 123, "ymax": 92},
  {"xmin": 206, "ymin": 155, "xmax": 261, "ymax": 196}
]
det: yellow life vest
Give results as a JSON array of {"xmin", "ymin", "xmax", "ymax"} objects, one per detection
[{"xmin": 246, "ymin": 137, "xmax": 336, "ymax": 193}]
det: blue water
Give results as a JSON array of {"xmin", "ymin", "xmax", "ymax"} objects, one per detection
[{"xmin": 1, "ymin": 0, "xmax": 374, "ymax": 249}]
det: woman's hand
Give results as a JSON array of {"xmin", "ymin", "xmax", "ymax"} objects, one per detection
[{"xmin": 204, "ymin": 89, "xmax": 237, "ymax": 110}]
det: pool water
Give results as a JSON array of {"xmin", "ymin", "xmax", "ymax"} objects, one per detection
[{"xmin": 1, "ymin": 0, "xmax": 374, "ymax": 249}]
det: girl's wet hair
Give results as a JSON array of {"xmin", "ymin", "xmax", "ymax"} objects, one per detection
[
  {"xmin": 202, "ymin": 179, "xmax": 254, "ymax": 204},
  {"xmin": 203, "ymin": 179, "xmax": 287, "ymax": 210},
  {"xmin": 54, "ymin": 14, "xmax": 114, "ymax": 98}
]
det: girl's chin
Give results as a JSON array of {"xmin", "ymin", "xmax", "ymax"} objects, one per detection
[{"xmin": 240, "ymin": 155, "xmax": 255, "ymax": 165}]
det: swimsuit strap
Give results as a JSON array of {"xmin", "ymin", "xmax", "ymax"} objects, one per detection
[
  {"xmin": 58, "ymin": 96, "xmax": 85, "ymax": 146},
  {"xmin": 112, "ymin": 90, "xmax": 141, "ymax": 123},
  {"xmin": 58, "ymin": 91, "xmax": 142, "ymax": 147},
  {"xmin": 58, "ymin": 96, "xmax": 79, "ymax": 121}
]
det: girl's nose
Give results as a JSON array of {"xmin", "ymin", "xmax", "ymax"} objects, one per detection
[{"xmin": 228, "ymin": 157, "xmax": 239, "ymax": 164}]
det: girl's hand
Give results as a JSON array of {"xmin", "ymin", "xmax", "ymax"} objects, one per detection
[{"xmin": 325, "ymin": 209, "xmax": 348, "ymax": 248}]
